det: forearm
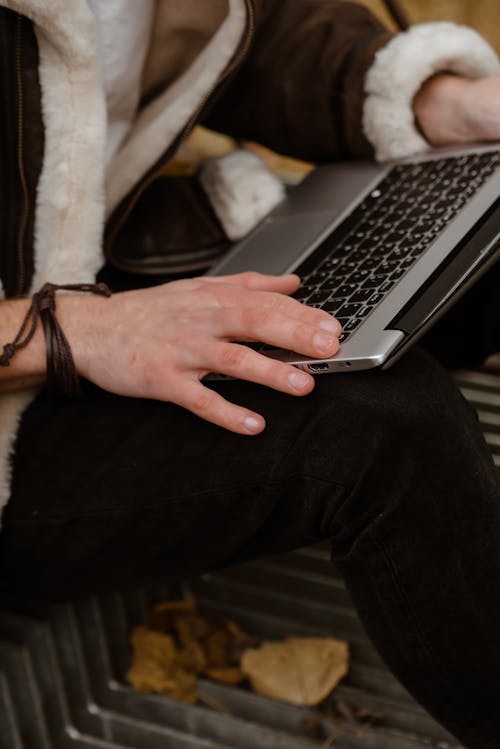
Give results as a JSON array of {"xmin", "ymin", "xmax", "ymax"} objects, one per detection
[
  {"xmin": 0, "ymin": 294, "xmax": 100, "ymax": 393},
  {"xmin": 413, "ymin": 74, "xmax": 500, "ymax": 147},
  {"xmin": 0, "ymin": 298, "xmax": 46, "ymax": 391}
]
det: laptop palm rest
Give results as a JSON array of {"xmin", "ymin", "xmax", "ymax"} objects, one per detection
[{"xmin": 210, "ymin": 211, "xmax": 339, "ymax": 277}]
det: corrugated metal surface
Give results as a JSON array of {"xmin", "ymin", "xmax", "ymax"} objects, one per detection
[{"xmin": 0, "ymin": 367, "xmax": 498, "ymax": 749}]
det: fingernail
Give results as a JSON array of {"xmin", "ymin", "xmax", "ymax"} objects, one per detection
[
  {"xmin": 244, "ymin": 415, "xmax": 262, "ymax": 433},
  {"xmin": 319, "ymin": 317, "xmax": 341, "ymax": 334},
  {"xmin": 314, "ymin": 332, "xmax": 336, "ymax": 353},
  {"xmin": 288, "ymin": 370, "xmax": 311, "ymax": 391}
]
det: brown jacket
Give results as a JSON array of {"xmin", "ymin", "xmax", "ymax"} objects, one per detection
[{"xmin": 0, "ymin": 0, "xmax": 395, "ymax": 298}]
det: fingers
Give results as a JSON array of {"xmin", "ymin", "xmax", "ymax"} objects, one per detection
[
  {"xmin": 215, "ymin": 302, "xmax": 340, "ymax": 359},
  {"xmin": 174, "ymin": 337, "xmax": 317, "ymax": 435},
  {"xmin": 202, "ymin": 341, "xmax": 316, "ymax": 396},
  {"xmin": 203, "ymin": 271, "xmax": 300, "ymax": 294},
  {"xmin": 174, "ymin": 378, "xmax": 266, "ymax": 435}
]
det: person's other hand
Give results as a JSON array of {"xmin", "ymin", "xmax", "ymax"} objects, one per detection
[
  {"xmin": 413, "ymin": 74, "xmax": 500, "ymax": 147},
  {"xmin": 61, "ymin": 273, "xmax": 341, "ymax": 434}
]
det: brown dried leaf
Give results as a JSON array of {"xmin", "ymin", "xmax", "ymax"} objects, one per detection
[
  {"xmin": 153, "ymin": 599, "xmax": 197, "ymax": 615},
  {"xmin": 176, "ymin": 639, "xmax": 208, "ymax": 673},
  {"xmin": 149, "ymin": 600, "xmax": 198, "ymax": 633},
  {"xmin": 129, "ymin": 603, "xmax": 258, "ymax": 702},
  {"xmin": 126, "ymin": 626, "xmax": 198, "ymax": 703},
  {"xmin": 203, "ymin": 667, "xmax": 246, "ymax": 685},
  {"xmin": 204, "ymin": 627, "xmax": 232, "ymax": 668},
  {"xmin": 174, "ymin": 614, "xmax": 211, "ymax": 645},
  {"xmin": 241, "ymin": 637, "xmax": 349, "ymax": 707}
]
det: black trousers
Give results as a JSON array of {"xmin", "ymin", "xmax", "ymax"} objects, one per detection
[{"xmin": 2, "ymin": 263, "xmax": 500, "ymax": 748}]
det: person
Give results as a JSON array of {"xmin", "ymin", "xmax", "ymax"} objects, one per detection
[{"xmin": 1, "ymin": 1, "xmax": 500, "ymax": 746}]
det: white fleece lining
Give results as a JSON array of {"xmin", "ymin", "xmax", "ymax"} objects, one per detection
[
  {"xmin": 200, "ymin": 150, "xmax": 286, "ymax": 240},
  {"xmin": 105, "ymin": 0, "xmax": 246, "ymax": 216},
  {"xmin": 363, "ymin": 23, "xmax": 500, "ymax": 162},
  {"xmin": 0, "ymin": 0, "xmax": 107, "ymax": 520}
]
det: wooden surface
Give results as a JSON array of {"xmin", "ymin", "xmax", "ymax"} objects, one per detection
[{"xmin": 359, "ymin": 0, "xmax": 500, "ymax": 51}]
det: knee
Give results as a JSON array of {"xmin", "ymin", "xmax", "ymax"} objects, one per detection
[{"xmin": 316, "ymin": 350, "xmax": 487, "ymax": 554}]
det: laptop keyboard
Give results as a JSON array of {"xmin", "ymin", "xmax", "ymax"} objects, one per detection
[{"xmin": 292, "ymin": 151, "xmax": 500, "ymax": 343}]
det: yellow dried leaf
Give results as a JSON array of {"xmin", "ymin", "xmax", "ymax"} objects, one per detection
[{"xmin": 241, "ymin": 637, "xmax": 349, "ymax": 706}]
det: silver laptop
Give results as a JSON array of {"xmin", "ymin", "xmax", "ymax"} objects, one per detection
[{"xmin": 209, "ymin": 145, "xmax": 500, "ymax": 374}]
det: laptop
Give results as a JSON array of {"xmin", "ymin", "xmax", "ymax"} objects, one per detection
[{"xmin": 208, "ymin": 145, "xmax": 500, "ymax": 374}]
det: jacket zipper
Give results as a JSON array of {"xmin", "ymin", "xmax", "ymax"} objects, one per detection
[
  {"xmin": 15, "ymin": 13, "xmax": 29, "ymax": 295},
  {"xmin": 0, "ymin": 11, "xmax": 30, "ymax": 297},
  {"xmin": 105, "ymin": 0, "xmax": 255, "ymax": 266}
]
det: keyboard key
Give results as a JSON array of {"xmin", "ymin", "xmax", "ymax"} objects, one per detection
[
  {"xmin": 382, "ymin": 232, "xmax": 403, "ymax": 246},
  {"xmin": 358, "ymin": 237, "xmax": 382, "ymax": 251},
  {"xmin": 349, "ymin": 288, "xmax": 374, "ymax": 303},
  {"xmin": 367, "ymin": 293, "xmax": 385, "ymax": 305},
  {"xmin": 293, "ymin": 285, "xmax": 315, "ymax": 300},
  {"xmin": 335, "ymin": 284, "xmax": 358, "ymax": 297},
  {"xmin": 390, "ymin": 268, "xmax": 407, "ymax": 281},
  {"xmin": 347, "ymin": 269, "xmax": 371, "ymax": 284},
  {"xmin": 309, "ymin": 290, "xmax": 331, "ymax": 304},
  {"xmin": 306, "ymin": 271, "xmax": 331, "ymax": 285},
  {"xmin": 409, "ymin": 243, "xmax": 427, "ymax": 258},
  {"xmin": 362, "ymin": 274, "xmax": 386, "ymax": 288},
  {"xmin": 348, "ymin": 250, "xmax": 372, "ymax": 262},
  {"xmin": 358, "ymin": 258, "xmax": 381, "ymax": 271},
  {"xmin": 323, "ymin": 301, "xmax": 344, "ymax": 313},
  {"xmin": 386, "ymin": 248, "xmax": 410, "ymax": 262},
  {"xmin": 318, "ymin": 257, "xmax": 342, "ymax": 271},
  {"xmin": 357, "ymin": 305, "xmax": 373, "ymax": 317},
  {"xmin": 379, "ymin": 280, "xmax": 395, "ymax": 293},
  {"xmin": 344, "ymin": 318, "xmax": 362, "ymax": 332},
  {"xmin": 336, "ymin": 303, "xmax": 363, "ymax": 317},
  {"xmin": 377, "ymin": 261, "xmax": 399, "ymax": 275}
]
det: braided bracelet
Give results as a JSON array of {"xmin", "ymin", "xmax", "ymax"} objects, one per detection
[{"xmin": 0, "ymin": 282, "xmax": 112, "ymax": 397}]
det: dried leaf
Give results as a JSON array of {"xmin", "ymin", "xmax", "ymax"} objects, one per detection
[
  {"xmin": 203, "ymin": 666, "xmax": 245, "ymax": 685},
  {"xmin": 175, "ymin": 614, "xmax": 211, "ymax": 645},
  {"xmin": 153, "ymin": 599, "xmax": 197, "ymax": 615},
  {"xmin": 176, "ymin": 640, "xmax": 208, "ymax": 673},
  {"xmin": 149, "ymin": 600, "xmax": 198, "ymax": 632},
  {"xmin": 241, "ymin": 637, "xmax": 349, "ymax": 706},
  {"xmin": 204, "ymin": 628, "xmax": 232, "ymax": 668},
  {"xmin": 126, "ymin": 626, "xmax": 197, "ymax": 703}
]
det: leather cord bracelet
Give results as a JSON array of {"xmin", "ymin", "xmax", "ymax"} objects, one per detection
[{"xmin": 0, "ymin": 281, "xmax": 112, "ymax": 397}]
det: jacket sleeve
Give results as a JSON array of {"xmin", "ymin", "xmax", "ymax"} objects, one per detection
[
  {"xmin": 204, "ymin": 0, "xmax": 500, "ymax": 163},
  {"xmin": 203, "ymin": 0, "xmax": 394, "ymax": 162}
]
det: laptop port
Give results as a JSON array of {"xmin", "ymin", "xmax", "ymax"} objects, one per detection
[{"xmin": 308, "ymin": 362, "xmax": 330, "ymax": 372}]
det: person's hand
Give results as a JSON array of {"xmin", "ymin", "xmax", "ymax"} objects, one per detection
[
  {"xmin": 61, "ymin": 273, "xmax": 341, "ymax": 435},
  {"xmin": 413, "ymin": 74, "xmax": 500, "ymax": 148}
]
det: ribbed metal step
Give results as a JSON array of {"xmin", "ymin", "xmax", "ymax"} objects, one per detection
[{"xmin": 1, "ymin": 367, "xmax": 499, "ymax": 749}]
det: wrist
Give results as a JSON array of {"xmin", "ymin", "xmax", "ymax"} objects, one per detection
[
  {"xmin": 0, "ymin": 298, "xmax": 45, "ymax": 391},
  {"xmin": 57, "ymin": 292, "xmax": 110, "ymax": 380},
  {"xmin": 413, "ymin": 74, "xmax": 479, "ymax": 147}
]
